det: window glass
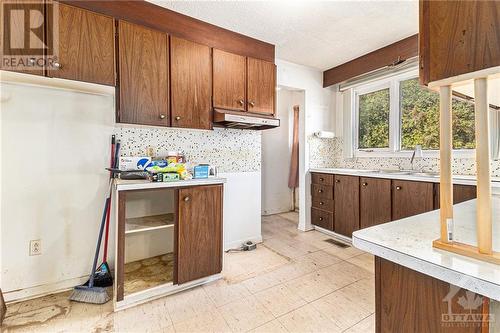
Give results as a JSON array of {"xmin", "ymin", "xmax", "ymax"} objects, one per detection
[
  {"xmin": 358, "ymin": 88, "xmax": 390, "ymax": 149},
  {"xmin": 400, "ymin": 78, "xmax": 475, "ymax": 150}
]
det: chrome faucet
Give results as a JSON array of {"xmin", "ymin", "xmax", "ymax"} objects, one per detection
[{"xmin": 410, "ymin": 145, "xmax": 423, "ymax": 170}]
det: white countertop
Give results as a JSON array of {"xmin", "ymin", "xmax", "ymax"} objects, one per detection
[
  {"xmin": 352, "ymin": 196, "xmax": 500, "ymax": 301},
  {"xmin": 309, "ymin": 167, "xmax": 500, "ymax": 189},
  {"xmin": 115, "ymin": 177, "xmax": 226, "ymax": 191}
]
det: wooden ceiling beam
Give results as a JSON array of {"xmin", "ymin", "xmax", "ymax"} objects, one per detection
[{"xmin": 322, "ymin": 34, "xmax": 418, "ymax": 88}]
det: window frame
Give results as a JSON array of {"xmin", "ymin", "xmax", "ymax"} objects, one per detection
[{"xmin": 352, "ymin": 68, "xmax": 475, "ymax": 158}]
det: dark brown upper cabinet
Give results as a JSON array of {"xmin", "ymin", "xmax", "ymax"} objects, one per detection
[
  {"xmin": 47, "ymin": 4, "xmax": 115, "ymax": 85},
  {"xmin": 0, "ymin": 0, "xmax": 45, "ymax": 76},
  {"xmin": 213, "ymin": 49, "xmax": 276, "ymax": 116},
  {"xmin": 247, "ymin": 57, "xmax": 275, "ymax": 115},
  {"xmin": 213, "ymin": 49, "xmax": 246, "ymax": 112},
  {"xmin": 392, "ymin": 180, "xmax": 434, "ymax": 220},
  {"xmin": 419, "ymin": 0, "xmax": 500, "ymax": 85},
  {"xmin": 117, "ymin": 21, "xmax": 169, "ymax": 126},
  {"xmin": 170, "ymin": 37, "xmax": 212, "ymax": 130},
  {"xmin": 360, "ymin": 177, "xmax": 392, "ymax": 229},
  {"xmin": 334, "ymin": 175, "xmax": 360, "ymax": 237},
  {"xmin": 177, "ymin": 185, "xmax": 223, "ymax": 284}
]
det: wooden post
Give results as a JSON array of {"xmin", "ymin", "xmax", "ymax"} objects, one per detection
[
  {"xmin": 439, "ymin": 85, "xmax": 453, "ymax": 243},
  {"xmin": 474, "ymin": 78, "xmax": 492, "ymax": 255}
]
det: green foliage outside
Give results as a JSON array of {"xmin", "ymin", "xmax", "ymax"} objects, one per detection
[
  {"xmin": 358, "ymin": 88, "xmax": 390, "ymax": 148},
  {"xmin": 400, "ymin": 78, "xmax": 475, "ymax": 150},
  {"xmin": 358, "ymin": 78, "xmax": 475, "ymax": 151}
]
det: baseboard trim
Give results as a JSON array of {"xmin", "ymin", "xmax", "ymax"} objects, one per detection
[{"xmin": 4, "ymin": 275, "xmax": 89, "ymax": 303}]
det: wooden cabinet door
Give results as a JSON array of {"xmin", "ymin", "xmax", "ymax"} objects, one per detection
[
  {"xmin": 360, "ymin": 177, "xmax": 392, "ymax": 229},
  {"xmin": 334, "ymin": 175, "xmax": 360, "ymax": 237},
  {"xmin": 392, "ymin": 180, "xmax": 434, "ymax": 220},
  {"xmin": 434, "ymin": 184, "xmax": 477, "ymax": 209},
  {"xmin": 0, "ymin": 0, "xmax": 45, "ymax": 75},
  {"xmin": 118, "ymin": 21, "xmax": 169, "ymax": 126},
  {"xmin": 247, "ymin": 57, "xmax": 275, "ymax": 115},
  {"xmin": 48, "ymin": 4, "xmax": 115, "ymax": 85},
  {"xmin": 419, "ymin": 1, "xmax": 500, "ymax": 85},
  {"xmin": 170, "ymin": 37, "xmax": 212, "ymax": 130},
  {"xmin": 177, "ymin": 185, "xmax": 223, "ymax": 284},
  {"xmin": 377, "ymin": 257, "xmax": 487, "ymax": 333},
  {"xmin": 212, "ymin": 49, "xmax": 246, "ymax": 111}
]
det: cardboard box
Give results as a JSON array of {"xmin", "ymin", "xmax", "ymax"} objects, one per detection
[{"xmin": 119, "ymin": 157, "xmax": 152, "ymax": 171}]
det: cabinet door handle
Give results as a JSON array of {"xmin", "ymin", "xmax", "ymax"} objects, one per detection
[
  {"xmin": 238, "ymin": 99, "xmax": 244, "ymax": 106},
  {"xmin": 362, "ymin": 182, "xmax": 368, "ymax": 187},
  {"xmin": 183, "ymin": 196, "xmax": 190, "ymax": 202},
  {"xmin": 319, "ymin": 201, "xmax": 324, "ymax": 205},
  {"xmin": 175, "ymin": 116, "xmax": 181, "ymax": 121},
  {"xmin": 52, "ymin": 62, "xmax": 62, "ymax": 69},
  {"xmin": 160, "ymin": 114, "xmax": 166, "ymax": 119},
  {"xmin": 29, "ymin": 58, "xmax": 36, "ymax": 64},
  {"xmin": 248, "ymin": 101, "xmax": 255, "ymax": 107},
  {"xmin": 319, "ymin": 177, "xmax": 324, "ymax": 181},
  {"xmin": 335, "ymin": 179, "xmax": 340, "ymax": 183},
  {"xmin": 318, "ymin": 189, "xmax": 323, "ymax": 193},
  {"xmin": 319, "ymin": 217, "xmax": 323, "ymax": 221},
  {"xmin": 396, "ymin": 186, "xmax": 402, "ymax": 190}
]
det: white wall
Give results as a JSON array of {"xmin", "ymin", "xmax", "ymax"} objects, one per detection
[
  {"xmin": 1, "ymin": 82, "xmax": 115, "ymax": 301},
  {"xmin": 275, "ymin": 59, "xmax": 335, "ymax": 231},
  {"xmin": 262, "ymin": 89, "xmax": 292, "ymax": 215}
]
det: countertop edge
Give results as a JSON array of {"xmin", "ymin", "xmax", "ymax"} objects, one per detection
[
  {"xmin": 309, "ymin": 168, "xmax": 500, "ymax": 188},
  {"xmin": 352, "ymin": 234, "xmax": 500, "ymax": 302},
  {"xmin": 115, "ymin": 178, "xmax": 227, "ymax": 191}
]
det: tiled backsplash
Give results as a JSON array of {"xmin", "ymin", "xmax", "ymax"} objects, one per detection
[
  {"xmin": 309, "ymin": 137, "xmax": 500, "ymax": 177},
  {"xmin": 115, "ymin": 125, "xmax": 261, "ymax": 173}
]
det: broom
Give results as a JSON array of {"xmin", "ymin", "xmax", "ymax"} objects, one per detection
[
  {"xmin": 82, "ymin": 136, "xmax": 118, "ymax": 288},
  {"xmin": 69, "ymin": 181, "xmax": 111, "ymax": 304}
]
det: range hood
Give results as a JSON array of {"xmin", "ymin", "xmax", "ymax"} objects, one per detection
[{"xmin": 213, "ymin": 109, "xmax": 280, "ymax": 130}]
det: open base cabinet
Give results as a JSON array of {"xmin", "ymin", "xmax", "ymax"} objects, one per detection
[{"xmin": 114, "ymin": 183, "xmax": 223, "ymax": 310}]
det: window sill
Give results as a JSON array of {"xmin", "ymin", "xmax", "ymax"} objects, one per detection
[{"xmin": 354, "ymin": 149, "xmax": 476, "ymax": 159}]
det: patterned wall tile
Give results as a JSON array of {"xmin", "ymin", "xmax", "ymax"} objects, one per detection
[
  {"xmin": 309, "ymin": 137, "xmax": 500, "ymax": 177},
  {"xmin": 114, "ymin": 125, "xmax": 261, "ymax": 173}
]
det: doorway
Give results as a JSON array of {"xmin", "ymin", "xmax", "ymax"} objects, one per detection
[{"xmin": 261, "ymin": 87, "xmax": 305, "ymax": 225}]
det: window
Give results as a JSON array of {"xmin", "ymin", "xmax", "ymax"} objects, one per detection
[
  {"xmin": 353, "ymin": 70, "xmax": 475, "ymax": 155},
  {"xmin": 358, "ymin": 88, "xmax": 390, "ymax": 149},
  {"xmin": 400, "ymin": 78, "xmax": 475, "ymax": 150}
]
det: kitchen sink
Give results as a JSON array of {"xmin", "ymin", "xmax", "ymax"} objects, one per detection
[
  {"xmin": 410, "ymin": 172, "xmax": 440, "ymax": 177},
  {"xmin": 378, "ymin": 169, "xmax": 412, "ymax": 175}
]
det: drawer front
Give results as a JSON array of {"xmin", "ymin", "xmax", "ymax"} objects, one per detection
[
  {"xmin": 312, "ymin": 197, "xmax": 334, "ymax": 212},
  {"xmin": 312, "ymin": 173, "xmax": 334, "ymax": 186},
  {"xmin": 311, "ymin": 208, "xmax": 333, "ymax": 230},
  {"xmin": 311, "ymin": 184, "xmax": 333, "ymax": 200}
]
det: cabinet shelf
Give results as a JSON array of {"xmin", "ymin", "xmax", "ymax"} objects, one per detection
[{"xmin": 125, "ymin": 213, "xmax": 174, "ymax": 235}]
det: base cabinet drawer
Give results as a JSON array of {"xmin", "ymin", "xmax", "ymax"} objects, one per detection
[
  {"xmin": 312, "ymin": 197, "xmax": 334, "ymax": 212},
  {"xmin": 311, "ymin": 208, "xmax": 333, "ymax": 230},
  {"xmin": 312, "ymin": 173, "xmax": 334, "ymax": 186},
  {"xmin": 311, "ymin": 184, "xmax": 333, "ymax": 200}
]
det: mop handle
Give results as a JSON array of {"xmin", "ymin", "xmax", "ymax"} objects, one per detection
[
  {"xmin": 103, "ymin": 136, "xmax": 116, "ymax": 262},
  {"xmin": 89, "ymin": 180, "xmax": 112, "ymax": 288}
]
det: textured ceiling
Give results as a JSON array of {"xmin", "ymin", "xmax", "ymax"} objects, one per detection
[{"xmin": 147, "ymin": 0, "xmax": 419, "ymax": 70}]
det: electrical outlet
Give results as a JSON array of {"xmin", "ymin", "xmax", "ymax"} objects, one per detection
[{"xmin": 29, "ymin": 240, "xmax": 41, "ymax": 256}]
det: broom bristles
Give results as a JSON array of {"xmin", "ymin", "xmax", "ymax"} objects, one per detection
[{"xmin": 69, "ymin": 286, "xmax": 110, "ymax": 304}]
